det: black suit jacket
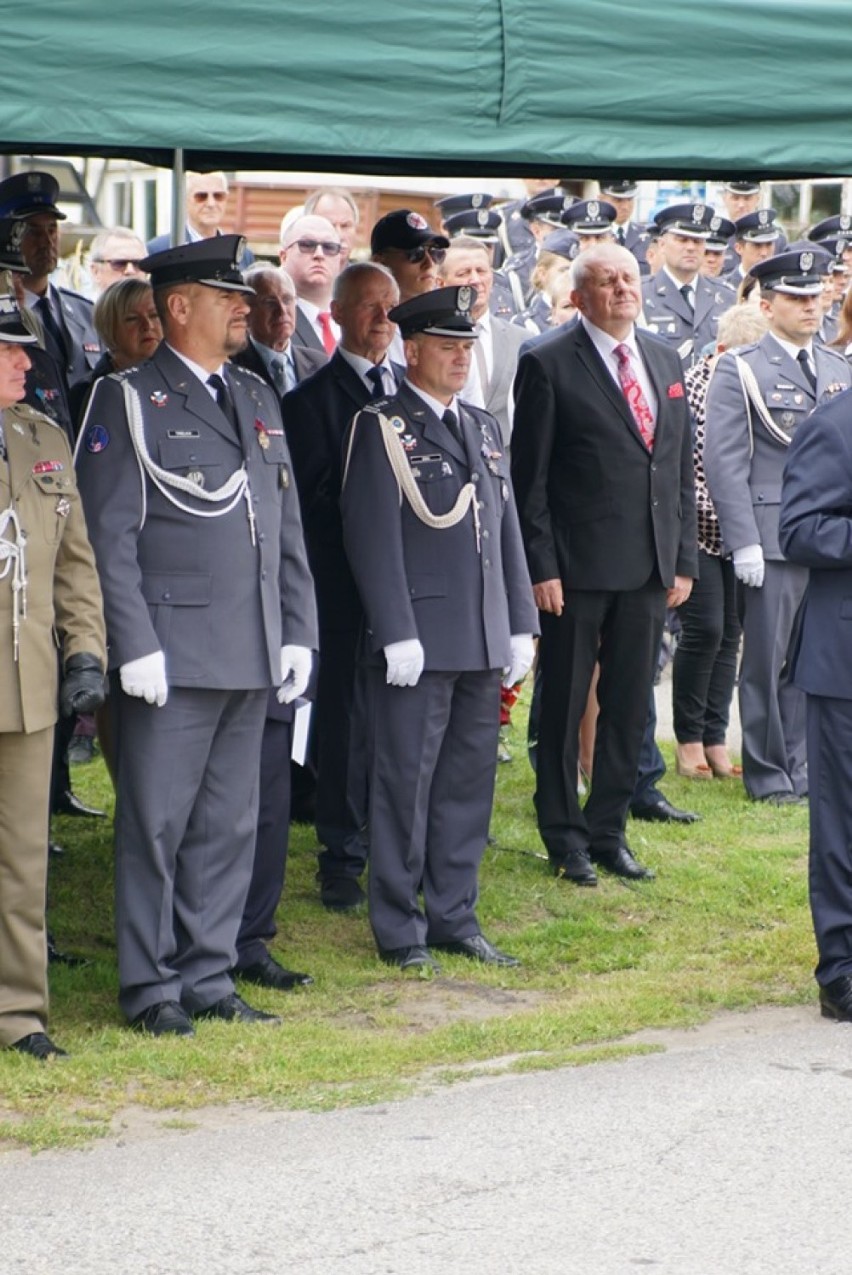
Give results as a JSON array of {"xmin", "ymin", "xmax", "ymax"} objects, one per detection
[
  {"xmin": 291, "ymin": 305, "xmax": 328, "ymax": 355},
  {"xmin": 510, "ymin": 321, "xmax": 698, "ymax": 593},
  {"xmin": 231, "ymin": 338, "xmax": 327, "ymax": 396},
  {"xmin": 282, "ymin": 351, "xmax": 401, "ymax": 630}
]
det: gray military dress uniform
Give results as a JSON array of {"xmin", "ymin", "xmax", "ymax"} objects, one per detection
[
  {"xmin": 341, "ymin": 381, "xmax": 537, "ymax": 952},
  {"xmin": 75, "ymin": 343, "xmax": 317, "ymax": 1019},
  {"xmin": 704, "ymin": 332, "xmax": 851, "ymax": 798},
  {"xmin": 642, "ymin": 271, "xmax": 736, "ymax": 366}
]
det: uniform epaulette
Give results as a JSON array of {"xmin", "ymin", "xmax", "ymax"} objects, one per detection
[
  {"xmin": 107, "ymin": 366, "xmax": 139, "ymax": 382},
  {"xmin": 361, "ymin": 398, "xmax": 392, "ymax": 415},
  {"xmin": 725, "ymin": 341, "xmax": 760, "ymax": 357},
  {"xmin": 821, "ymin": 344, "xmax": 849, "ymax": 365},
  {"xmin": 7, "ymin": 400, "xmax": 64, "ymax": 431},
  {"xmin": 230, "ymin": 364, "xmax": 266, "ymax": 386}
]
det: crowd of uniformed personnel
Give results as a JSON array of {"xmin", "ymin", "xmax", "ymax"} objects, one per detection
[{"xmin": 3, "ymin": 165, "xmax": 852, "ymax": 1059}]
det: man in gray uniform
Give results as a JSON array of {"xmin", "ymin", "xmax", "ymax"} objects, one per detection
[
  {"xmin": 642, "ymin": 203, "xmax": 736, "ymax": 367},
  {"xmin": 75, "ymin": 236, "xmax": 318, "ymax": 1034},
  {"xmin": 340, "ymin": 286, "xmax": 538, "ymax": 972},
  {"xmin": 704, "ymin": 246, "xmax": 851, "ymax": 804}
]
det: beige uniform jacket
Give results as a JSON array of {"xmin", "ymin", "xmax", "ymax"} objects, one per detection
[{"xmin": 0, "ymin": 402, "xmax": 105, "ymax": 734}]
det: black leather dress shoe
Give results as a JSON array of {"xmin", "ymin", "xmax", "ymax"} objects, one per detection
[
  {"xmin": 630, "ymin": 795, "xmax": 699, "ymax": 824},
  {"xmin": 758, "ymin": 792, "xmax": 807, "ymax": 807},
  {"xmin": 819, "ymin": 977, "xmax": 852, "ymax": 1021},
  {"xmin": 379, "ymin": 945, "xmax": 441, "ymax": 972},
  {"xmin": 194, "ymin": 993, "xmax": 281, "ymax": 1024},
  {"xmin": 431, "ymin": 933, "xmax": 521, "ymax": 967},
  {"xmin": 10, "ymin": 1032, "xmax": 68, "ymax": 1060},
  {"xmin": 130, "ymin": 1001, "xmax": 195, "ymax": 1037},
  {"xmin": 319, "ymin": 875, "xmax": 367, "ymax": 912},
  {"xmin": 553, "ymin": 848, "xmax": 598, "ymax": 887},
  {"xmin": 592, "ymin": 843, "xmax": 656, "ymax": 880},
  {"xmin": 233, "ymin": 950, "xmax": 313, "ymax": 991},
  {"xmin": 52, "ymin": 789, "xmax": 106, "ymax": 819},
  {"xmin": 47, "ymin": 933, "xmax": 89, "ymax": 967}
]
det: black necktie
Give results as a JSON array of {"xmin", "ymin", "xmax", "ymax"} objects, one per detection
[
  {"xmin": 366, "ymin": 365, "xmax": 386, "ymax": 398},
  {"xmin": 616, "ymin": 225, "xmax": 626, "ymax": 246},
  {"xmin": 207, "ymin": 372, "xmax": 238, "ymax": 432},
  {"xmin": 797, "ymin": 348, "xmax": 817, "ymax": 391},
  {"xmin": 442, "ymin": 407, "xmax": 463, "ymax": 446},
  {"xmin": 37, "ymin": 294, "xmax": 68, "ymax": 368},
  {"xmin": 679, "ymin": 284, "xmax": 694, "ymax": 311}
]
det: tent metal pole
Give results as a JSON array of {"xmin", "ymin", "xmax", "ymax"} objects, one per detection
[{"xmin": 171, "ymin": 148, "xmax": 185, "ymax": 245}]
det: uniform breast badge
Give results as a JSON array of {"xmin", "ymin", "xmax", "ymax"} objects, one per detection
[
  {"xmin": 150, "ymin": 391, "xmax": 168, "ymax": 407},
  {"xmin": 186, "ymin": 470, "xmax": 205, "ymax": 488},
  {"xmin": 389, "ymin": 416, "xmax": 406, "ymax": 434},
  {"xmin": 254, "ymin": 419, "xmax": 270, "ymax": 450},
  {"xmin": 55, "ymin": 497, "xmax": 71, "ymax": 518}
]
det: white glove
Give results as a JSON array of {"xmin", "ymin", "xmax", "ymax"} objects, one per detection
[
  {"xmin": 278, "ymin": 644, "xmax": 313, "ymax": 704},
  {"xmin": 503, "ymin": 633, "xmax": 535, "ymax": 689},
  {"xmin": 119, "ymin": 651, "xmax": 168, "ymax": 707},
  {"xmin": 732, "ymin": 543, "xmax": 765, "ymax": 589},
  {"xmin": 384, "ymin": 638, "xmax": 425, "ymax": 687}
]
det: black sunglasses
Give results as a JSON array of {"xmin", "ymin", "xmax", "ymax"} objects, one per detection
[
  {"xmin": 290, "ymin": 238, "xmax": 342, "ymax": 257},
  {"xmin": 399, "ymin": 244, "xmax": 447, "ymax": 265}
]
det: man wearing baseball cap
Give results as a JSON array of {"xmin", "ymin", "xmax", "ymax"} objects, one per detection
[{"xmin": 370, "ymin": 209, "xmax": 450, "ymax": 363}]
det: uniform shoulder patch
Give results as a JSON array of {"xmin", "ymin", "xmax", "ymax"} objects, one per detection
[
  {"xmin": 84, "ymin": 423, "xmax": 110, "ymax": 453},
  {"xmin": 362, "ymin": 398, "xmax": 392, "ymax": 415},
  {"xmin": 231, "ymin": 364, "xmax": 266, "ymax": 385}
]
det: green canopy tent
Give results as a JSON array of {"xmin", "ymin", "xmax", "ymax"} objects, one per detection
[{"xmin": 5, "ymin": 0, "xmax": 852, "ymax": 178}]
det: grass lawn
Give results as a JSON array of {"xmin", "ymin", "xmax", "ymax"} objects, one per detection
[{"xmin": 0, "ymin": 700, "xmax": 814, "ymax": 1153}]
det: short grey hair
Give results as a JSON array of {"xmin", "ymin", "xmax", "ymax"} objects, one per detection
[
  {"xmin": 716, "ymin": 303, "xmax": 769, "ymax": 350},
  {"xmin": 305, "ymin": 186, "xmax": 359, "ymax": 226},
  {"xmin": 242, "ymin": 263, "xmax": 295, "ymax": 294},
  {"xmin": 89, "ymin": 225, "xmax": 144, "ymax": 263},
  {"xmin": 570, "ymin": 243, "xmax": 638, "ymax": 294},
  {"xmin": 332, "ymin": 260, "xmax": 398, "ymax": 306}
]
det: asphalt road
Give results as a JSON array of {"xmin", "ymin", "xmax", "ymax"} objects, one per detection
[{"xmin": 2, "ymin": 1005, "xmax": 850, "ymax": 1275}]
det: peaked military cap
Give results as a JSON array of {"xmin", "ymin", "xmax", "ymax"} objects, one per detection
[
  {"xmin": 0, "ymin": 218, "xmax": 31, "ymax": 273},
  {"xmin": 0, "ymin": 290, "xmax": 38, "ymax": 344},
  {"xmin": 817, "ymin": 235, "xmax": 852, "ymax": 262},
  {"xmin": 389, "ymin": 285, "xmax": 478, "ymax": 338},
  {"xmin": 540, "ymin": 229, "xmax": 581, "ymax": 261},
  {"xmin": 723, "ymin": 181, "xmax": 761, "ymax": 196},
  {"xmin": 734, "ymin": 209, "xmax": 781, "ymax": 242},
  {"xmin": 599, "ymin": 180, "xmax": 639, "ymax": 199},
  {"xmin": 141, "ymin": 234, "xmax": 254, "ymax": 293},
  {"xmin": 435, "ymin": 192, "xmax": 493, "ymax": 216},
  {"xmin": 748, "ymin": 242, "xmax": 832, "ymax": 295},
  {"xmin": 443, "ymin": 208, "xmax": 502, "ymax": 241},
  {"xmin": 653, "ymin": 203, "xmax": 716, "ymax": 239},
  {"xmin": 704, "ymin": 214, "xmax": 736, "ymax": 252},
  {"xmin": 807, "ymin": 213, "xmax": 852, "ymax": 244},
  {"xmin": 520, "ymin": 189, "xmax": 574, "ymax": 226},
  {"xmin": 561, "ymin": 199, "xmax": 617, "ymax": 236},
  {"xmin": 371, "ymin": 209, "xmax": 449, "ymax": 254},
  {"xmin": 0, "ymin": 170, "xmax": 67, "ymax": 221}
]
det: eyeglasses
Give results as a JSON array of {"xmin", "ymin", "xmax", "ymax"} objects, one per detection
[
  {"xmin": 92, "ymin": 258, "xmax": 146, "ymax": 271},
  {"xmin": 287, "ymin": 238, "xmax": 342, "ymax": 257},
  {"xmin": 191, "ymin": 191, "xmax": 228, "ymax": 203},
  {"xmin": 395, "ymin": 244, "xmax": 447, "ymax": 265}
]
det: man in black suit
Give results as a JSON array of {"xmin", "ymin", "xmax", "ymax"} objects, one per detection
[
  {"xmin": 511, "ymin": 243, "xmax": 698, "ymax": 886},
  {"xmin": 227, "ymin": 263, "xmax": 326, "ymax": 992},
  {"xmin": 283, "ymin": 261, "xmax": 402, "ymax": 912},
  {"xmin": 233, "ymin": 265, "xmax": 327, "ymax": 394}
]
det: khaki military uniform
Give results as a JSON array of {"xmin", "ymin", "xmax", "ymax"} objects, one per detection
[{"xmin": 0, "ymin": 401, "xmax": 105, "ymax": 1047}]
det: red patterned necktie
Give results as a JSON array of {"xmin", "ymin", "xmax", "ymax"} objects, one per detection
[
  {"xmin": 317, "ymin": 310, "xmax": 336, "ymax": 355},
  {"xmin": 614, "ymin": 343, "xmax": 655, "ymax": 449}
]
